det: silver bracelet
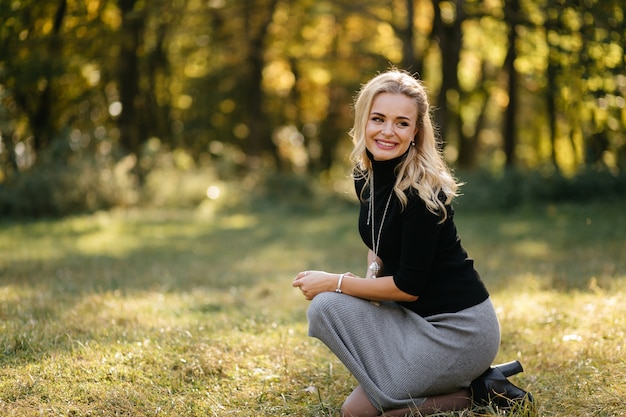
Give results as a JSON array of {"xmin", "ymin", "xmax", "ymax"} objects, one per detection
[{"xmin": 335, "ymin": 273, "xmax": 345, "ymax": 293}]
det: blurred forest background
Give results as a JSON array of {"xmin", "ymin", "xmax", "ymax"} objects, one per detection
[{"xmin": 0, "ymin": 0, "xmax": 624, "ymax": 217}]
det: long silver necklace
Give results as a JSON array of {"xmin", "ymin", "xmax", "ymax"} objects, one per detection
[{"xmin": 367, "ymin": 174, "xmax": 394, "ymax": 279}]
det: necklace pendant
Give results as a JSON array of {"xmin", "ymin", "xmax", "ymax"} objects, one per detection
[{"xmin": 369, "ymin": 260, "xmax": 380, "ymax": 278}]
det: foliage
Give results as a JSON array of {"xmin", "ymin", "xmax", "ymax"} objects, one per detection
[
  {"xmin": 0, "ymin": 143, "xmax": 134, "ymax": 218},
  {"xmin": 1, "ymin": 0, "xmax": 624, "ymax": 194},
  {"xmin": 1, "ymin": 146, "xmax": 624, "ymax": 219},
  {"xmin": 0, "ymin": 199, "xmax": 624, "ymax": 416},
  {"xmin": 456, "ymin": 166, "xmax": 626, "ymax": 210}
]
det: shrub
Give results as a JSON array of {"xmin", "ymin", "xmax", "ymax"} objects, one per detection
[
  {"xmin": 0, "ymin": 152, "xmax": 136, "ymax": 218},
  {"xmin": 456, "ymin": 167, "xmax": 626, "ymax": 210},
  {"xmin": 2, "ymin": 146, "xmax": 624, "ymax": 219}
]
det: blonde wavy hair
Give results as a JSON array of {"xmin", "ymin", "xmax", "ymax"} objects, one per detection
[{"xmin": 349, "ymin": 69, "xmax": 460, "ymax": 222}]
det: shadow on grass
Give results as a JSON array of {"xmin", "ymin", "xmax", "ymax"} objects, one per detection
[
  {"xmin": 0, "ymin": 204, "xmax": 361, "ymax": 367},
  {"xmin": 1, "ymin": 199, "xmax": 625, "ymax": 416},
  {"xmin": 455, "ymin": 202, "xmax": 626, "ymax": 293},
  {"xmin": 1, "ymin": 200, "xmax": 625, "ymax": 372}
]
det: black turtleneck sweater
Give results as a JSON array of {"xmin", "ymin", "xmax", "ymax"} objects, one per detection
[{"xmin": 355, "ymin": 153, "xmax": 489, "ymax": 317}]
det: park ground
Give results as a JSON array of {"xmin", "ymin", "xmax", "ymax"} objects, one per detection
[{"xmin": 1, "ymin": 197, "xmax": 624, "ymax": 416}]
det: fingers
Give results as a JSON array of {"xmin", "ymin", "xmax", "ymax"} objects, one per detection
[
  {"xmin": 293, "ymin": 270, "xmax": 310, "ymax": 281},
  {"xmin": 292, "ymin": 270, "xmax": 308, "ymax": 288},
  {"xmin": 293, "ymin": 271, "xmax": 315, "ymax": 301}
]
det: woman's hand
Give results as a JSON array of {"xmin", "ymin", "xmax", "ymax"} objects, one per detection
[
  {"xmin": 293, "ymin": 268, "xmax": 417, "ymax": 303},
  {"xmin": 292, "ymin": 270, "xmax": 339, "ymax": 300}
]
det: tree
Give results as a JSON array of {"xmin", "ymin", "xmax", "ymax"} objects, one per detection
[
  {"xmin": 241, "ymin": 0, "xmax": 280, "ymax": 163},
  {"xmin": 116, "ymin": 0, "xmax": 144, "ymax": 160},
  {"xmin": 0, "ymin": 0, "xmax": 68, "ymax": 169},
  {"xmin": 1, "ymin": 0, "xmax": 624, "ymax": 208},
  {"xmin": 502, "ymin": 0, "xmax": 520, "ymax": 168}
]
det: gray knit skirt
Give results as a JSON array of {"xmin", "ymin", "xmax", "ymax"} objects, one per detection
[{"xmin": 308, "ymin": 293, "xmax": 501, "ymax": 411}]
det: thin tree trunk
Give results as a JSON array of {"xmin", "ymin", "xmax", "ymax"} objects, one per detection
[
  {"xmin": 146, "ymin": 18, "xmax": 173, "ymax": 146},
  {"xmin": 546, "ymin": 57, "xmax": 559, "ymax": 172},
  {"xmin": 456, "ymin": 89, "xmax": 489, "ymax": 169},
  {"xmin": 31, "ymin": 0, "xmax": 67, "ymax": 153},
  {"xmin": 317, "ymin": 83, "xmax": 349, "ymax": 172},
  {"xmin": 400, "ymin": 0, "xmax": 416, "ymax": 71},
  {"xmin": 243, "ymin": 0, "xmax": 279, "ymax": 165},
  {"xmin": 117, "ymin": 0, "xmax": 144, "ymax": 158},
  {"xmin": 432, "ymin": 0, "xmax": 463, "ymax": 147},
  {"xmin": 503, "ymin": 0, "xmax": 520, "ymax": 167}
]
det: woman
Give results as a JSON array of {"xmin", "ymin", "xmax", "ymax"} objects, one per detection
[{"xmin": 292, "ymin": 69, "xmax": 532, "ymax": 416}]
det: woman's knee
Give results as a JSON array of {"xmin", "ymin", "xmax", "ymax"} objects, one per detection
[
  {"xmin": 307, "ymin": 291, "xmax": 341, "ymax": 322},
  {"xmin": 340, "ymin": 385, "xmax": 380, "ymax": 417}
]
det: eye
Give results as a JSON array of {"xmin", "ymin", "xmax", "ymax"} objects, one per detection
[{"xmin": 370, "ymin": 116, "xmax": 384, "ymax": 123}]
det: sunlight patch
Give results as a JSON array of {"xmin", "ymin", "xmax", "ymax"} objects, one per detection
[
  {"xmin": 76, "ymin": 228, "xmax": 142, "ymax": 256},
  {"xmin": 512, "ymin": 240, "xmax": 550, "ymax": 258},
  {"xmin": 219, "ymin": 214, "xmax": 258, "ymax": 230}
]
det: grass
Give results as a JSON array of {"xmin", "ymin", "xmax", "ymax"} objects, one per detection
[{"xmin": 0, "ymin": 196, "xmax": 625, "ymax": 417}]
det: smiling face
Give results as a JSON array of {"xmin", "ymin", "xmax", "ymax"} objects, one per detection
[{"xmin": 365, "ymin": 92, "xmax": 419, "ymax": 161}]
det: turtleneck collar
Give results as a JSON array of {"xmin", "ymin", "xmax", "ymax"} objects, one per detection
[{"xmin": 366, "ymin": 149, "xmax": 408, "ymax": 184}]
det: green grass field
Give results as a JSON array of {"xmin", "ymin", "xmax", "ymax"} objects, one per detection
[{"xmin": 1, "ymin": 198, "xmax": 624, "ymax": 416}]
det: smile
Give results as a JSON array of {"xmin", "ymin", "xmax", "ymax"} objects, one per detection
[{"xmin": 375, "ymin": 139, "xmax": 398, "ymax": 149}]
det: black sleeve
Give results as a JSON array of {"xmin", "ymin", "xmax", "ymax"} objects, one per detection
[{"xmin": 392, "ymin": 197, "xmax": 446, "ymax": 296}]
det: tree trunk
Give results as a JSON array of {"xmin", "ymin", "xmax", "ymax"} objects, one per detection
[
  {"xmin": 400, "ymin": 0, "xmax": 416, "ymax": 71},
  {"xmin": 503, "ymin": 0, "xmax": 520, "ymax": 168},
  {"xmin": 456, "ymin": 88, "xmax": 489, "ymax": 169},
  {"xmin": 317, "ymin": 83, "xmax": 349, "ymax": 172},
  {"xmin": 1, "ymin": 133, "xmax": 20, "ymax": 179},
  {"xmin": 146, "ymin": 18, "xmax": 173, "ymax": 146},
  {"xmin": 243, "ymin": 0, "xmax": 280, "ymax": 165},
  {"xmin": 546, "ymin": 56, "xmax": 559, "ymax": 172},
  {"xmin": 116, "ymin": 0, "xmax": 144, "ymax": 157},
  {"xmin": 31, "ymin": 0, "xmax": 67, "ymax": 153},
  {"xmin": 432, "ymin": 0, "xmax": 463, "ymax": 148}
]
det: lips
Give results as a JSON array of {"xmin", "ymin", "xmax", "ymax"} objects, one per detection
[{"xmin": 375, "ymin": 139, "xmax": 398, "ymax": 149}]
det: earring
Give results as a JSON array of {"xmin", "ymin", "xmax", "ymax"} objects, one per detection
[{"xmin": 411, "ymin": 141, "xmax": 415, "ymax": 146}]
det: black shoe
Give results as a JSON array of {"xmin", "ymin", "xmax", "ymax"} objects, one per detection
[
  {"xmin": 470, "ymin": 362, "xmax": 533, "ymax": 409},
  {"xmin": 493, "ymin": 360, "xmax": 524, "ymax": 378}
]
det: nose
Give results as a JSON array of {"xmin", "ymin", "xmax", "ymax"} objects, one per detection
[{"xmin": 381, "ymin": 122, "xmax": 394, "ymax": 136}]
